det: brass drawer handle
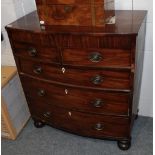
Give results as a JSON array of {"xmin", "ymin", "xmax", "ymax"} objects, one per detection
[
  {"xmin": 89, "ymin": 52, "xmax": 102, "ymax": 63},
  {"xmin": 33, "ymin": 66, "xmax": 42, "ymax": 74},
  {"xmin": 91, "ymin": 75, "xmax": 103, "ymax": 85},
  {"xmin": 38, "ymin": 89, "xmax": 46, "ymax": 97},
  {"xmin": 43, "ymin": 112, "xmax": 51, "ymax": 118},
  {"xmin": 94, "ymin": 123, "xmax": 104, "ymax": 131},
  {"xmin": 28, "ymin": 47, "xmax": 37, "ymax": 57},
  {"xmin": 91, "ymin": 99, "xmax": 103, "ymax": 108}
]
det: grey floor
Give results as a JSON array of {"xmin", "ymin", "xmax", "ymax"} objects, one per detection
[{"xmin": 2, "ymin": 116, "xmax": 153, "ymax": 155}]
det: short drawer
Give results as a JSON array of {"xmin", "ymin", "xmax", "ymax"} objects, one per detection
[
  {"xmin": 10, "ymin": 30, "xmax": 57, "ymax": 47},
  {"xmin": 61, "ymin": 35, "xmax": 132, "ymax": 49},
  {"xmin": 13, "ymin": 42, "xmax": 60, "ymax": 63},
  {"xmin": 63, "ymin": 48, "xmax": 131, "ymax": 67},
  {"xmin": 19, "ymin": 58, "xmax": 131, "ymax": 90},
  {"xmin": 21, "ymin": 75, "xmax": 130, "ymax": 116},
  {"xmin": 29, "ymin": 102, "xmax": 130, "ymax": 139}
]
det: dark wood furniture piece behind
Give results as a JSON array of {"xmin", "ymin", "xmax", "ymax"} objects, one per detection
[
  {"xmin": 6, "ymin": 10, "xmax": 147, "ymax": 150},
  {"xmin": 35, "ymin": 0, "xmax": 115, "ymax": 26}
]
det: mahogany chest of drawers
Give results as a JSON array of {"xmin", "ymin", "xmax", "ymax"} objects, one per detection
[{"xmin": 6, "ymin": 10, "xmax": 147, "ymax": 150}]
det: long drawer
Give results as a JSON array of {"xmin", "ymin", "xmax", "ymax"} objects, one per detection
[
  {"xmin": 19, "ymin": 58, "xmax": 131, "ymax": 90},
  {"xmin": 21, "ymin": 75, "xmax": 130, "ymax": 116},
  {"xmin": 29, "ymin": 101, "xmax": 130, "ymax": 139}
]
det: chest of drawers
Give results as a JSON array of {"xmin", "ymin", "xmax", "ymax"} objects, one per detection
[{"xmin": 6, "ymin": 10, "xmax": 147, "ymax": 150}]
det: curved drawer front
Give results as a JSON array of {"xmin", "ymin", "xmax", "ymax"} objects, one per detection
[
  {"xmin": 13, "ymin": 42, "xmax": 60, "ymax": 63},
  {"xmin": 63, "ymin": 48, "xmax": 131, "ymax": 67},
  {"xmin": 29, "ymin": 102, "xmax": 130, "ymax": 138},
  {"xmin": 21, "ymin": 76, "xmax": 130, "ymax": 116},
  {"xmin": 19, "ymin": 58, "xmax": 131, "ymax": 90}
]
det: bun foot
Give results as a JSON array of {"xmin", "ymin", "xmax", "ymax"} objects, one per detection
[
  {"xmin": 135, "ymin": 109, "xmax": 139, "ymax": 120},
  {"xmin": 135, "ymin": 114, "xmax": 138, "ymax": 120},
  {"xmin": 117, "ymin": 140, "xmax": 131, "ymax": 150},
  {"xmin": 34, "ymin": 120, "xmax": 45, "ymax": 128}
]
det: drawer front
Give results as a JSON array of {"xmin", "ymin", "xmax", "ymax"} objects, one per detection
[
  {"xmin": 19, "ymin": 58, "xmax": 131, "ymax": 90},
  {"xmin": 21, "ymin": 76, "xmax": 130, "ymax": 116},
  {"xmin": 29, "ymin": 102, "xmax": 130, "ymax": 138},
  {"xmin": 13, "ymin": 42, "xmax": 60, "ymax": 63},
  {"xmin": 63, "ymin": 48, "xmax": 131, "ymax": 67},
  {"xmin": 10, "ymin": 30, "xmax": 57, "ymax": 47},
  {"xmin": 60, "ymin": 35, "xmax": 132, "ymax": 49}
]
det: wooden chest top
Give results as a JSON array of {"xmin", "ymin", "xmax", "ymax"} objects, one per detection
[{"xmin": 6, "ymin": 10, "xmax": 147, "ymax": 35}]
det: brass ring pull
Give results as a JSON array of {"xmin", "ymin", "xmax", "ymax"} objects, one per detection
[
  {"xmin": 28, "ymin": 47, "xmax": 37, "ymax": 57},
  {"xmin": 94, "ymin": 123, "xmax": 104, "ymax": 131},
  {"xmin": 89, "ymin": 52, "xmax": 102, "ymax": 63},
  {"xmin": 91, "ymin": 99, "xmax": 103, "ymax": 108},
  {"xmin": 33, "ymin": 66, "xmax": 42, "ymax": 74},
  {"xmin": 37, "ymin": 89, "xmax": 45, "ymax": 97},
  {"xmin": 91, "ymin": 75, "xmax": 103, "ymax": 85},
  {"xmin": 43, "ymin": 112, "xmax": 51, "ymax": 118}
]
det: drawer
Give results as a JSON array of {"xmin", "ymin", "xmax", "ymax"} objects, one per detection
[
  {"xmin": 19, "ymin": 58, "xmax": 131, "ymax": 90},
  {"xmin": 29, "ymin": 102, "xmax": 130, "ymax": 138},
  {"xmin": 61, "ymin": 35, "xmax": 132, "ymax": 49},
  {"xmin": 21, "ymin": 75, "xmax": 130, "ymax": 116},
  {"xmin": 13, "ymin": 42, "xmax": 60, "ymax": 63},
  {"xmin": 37, "ymin": 4, "xmax": 114, "ymax": 26},
  {"xmin": 63, "ymin": 48, "xmax": 131, "ymax": 67},
  {"xmin": 10, "ymin": 30, "xmax": 57, "ymax": 47}
]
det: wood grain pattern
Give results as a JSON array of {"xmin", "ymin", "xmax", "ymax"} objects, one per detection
[
  {"xmin": 35, "ymin": 0, "xmax": 112, "ymax": 5},
  {"xmin": 36, "ymin": 0, "xmax": 114, "ymax": 26},
  {"xmin": 63, "ymin": 48, "xmax": 131, "ymax": 67},
  {"xmin": 37, "ymin": 2, "xmax": 115, "ymax": 26},
  {"xmin": 5, "ymin": 10, "xmax": 147, "ymax": 148},
  {"xmin": 21, "ymin": 75, "xmax": 130, "ymax": 116},
  {"xmin": 13, "ymin": 42, "xmax": 60, "ymax": 64},
  {"xmin": 18, "ymin": 58, "xmax": 131, "ymax": 90},
  {"xmin": 29, "ymin": 101, "xmax": 130, "ymax": 139},
  {"xmin": 5, "ymin": 11, "xmax": 147, "ymax": 34}
]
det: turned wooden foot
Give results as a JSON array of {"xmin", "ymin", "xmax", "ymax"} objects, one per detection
[
  {"xmin": 34, "ymin": 120, "xmax": 45, "ymax": 128},
  {"xmin": 117, "ymin": 140, "xmax": 131, "ymax": 150},
  {"xmin": 135, "ymin": 114, "xmax": 138, "ymax": 120},
  {"xmin": 135, "ymin": 109, "xmax": 139, "ymax": 120}
]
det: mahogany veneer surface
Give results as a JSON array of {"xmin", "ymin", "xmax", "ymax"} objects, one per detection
[{"xmin": 6, "ymin": 10, "xmax": 147, "ymax": 147}]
